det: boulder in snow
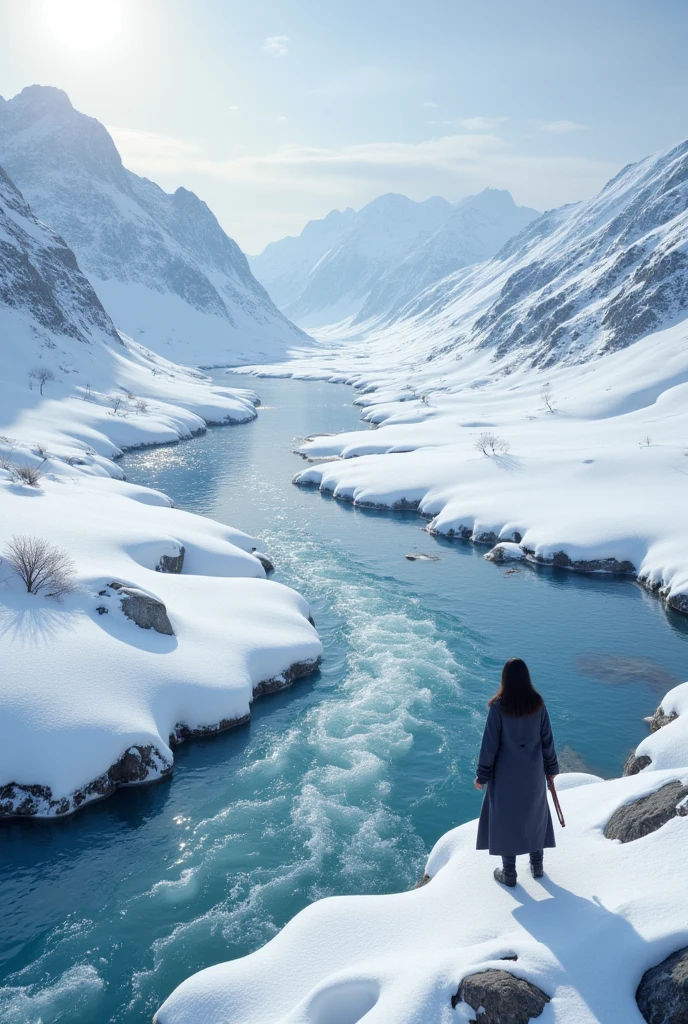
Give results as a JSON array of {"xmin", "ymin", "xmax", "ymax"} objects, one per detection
[
  {"xmin": 156, "ymin": 545, "xmax": 185, "ymax": 574},
  {"xmin": 623, "ymin": 753, "xmax": 653, "ymax": 776},
  {"xmin": 636, "ymin": 945, "xmax": 688, "ymax": 1024},
  {"xmin": 251, "ymin": 547, "xmax": 274, "ymax": 573},
  {"xmin": 451, "ymin": 969, "xmax": 550, "ymax": 1022},
  {"xmin": 109, "ymin": 582, "xmax": 174, "ymax": 635},
  {"xmin": 604, "ymin": 781, "xmax": 688, "ymax": 843}
]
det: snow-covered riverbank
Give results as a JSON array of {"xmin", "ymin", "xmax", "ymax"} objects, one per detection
[
  {"xmin": 0, "ymin": 165, "xmax": 321, "ymax": 818},
  {"xmin": 155, "ymin": 681, "xmax": 688, "ymax": 1023}
]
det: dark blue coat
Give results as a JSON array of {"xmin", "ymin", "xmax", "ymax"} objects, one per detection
[{"xmin": 476, "ymin": 699, "xmax": 559, "ymax": 856}]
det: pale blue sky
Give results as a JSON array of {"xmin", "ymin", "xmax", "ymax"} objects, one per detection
[{"xmin": 1, "ymin": 0, "xmax": 687, "ymax": 250}]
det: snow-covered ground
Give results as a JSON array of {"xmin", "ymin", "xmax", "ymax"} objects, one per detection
[
  {"xmin": 0, "ymin": 159, "xmax": 321, "ymax": 818},
  {"xmin": 155, "ymin": 680, "xmax": 688, "ymax": 1023}
]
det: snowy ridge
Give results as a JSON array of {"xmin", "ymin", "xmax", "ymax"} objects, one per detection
[
  {"xmin": 156, "ymin": 683, "xmax": 688, "ymax": 1023},
  {"xmin": 250, "ymin": 190, "xmax": 539, "ymax": 330},
  {"xmin": 0, "ymin": 85, "xmax": 311, "ymax": 366},
  {"xmin": 0, "ymin": 163, "xmax": 321, "ymax": 817}
]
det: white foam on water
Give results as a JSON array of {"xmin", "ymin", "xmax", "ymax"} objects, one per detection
[{"xmin": 0, "ymin": 964, "xmax": 104, "ymax": 1024}]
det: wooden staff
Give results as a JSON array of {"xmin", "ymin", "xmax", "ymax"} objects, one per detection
[{"xmin": 548, "ymin": 776, "xmax": 566, "ymax": 827}]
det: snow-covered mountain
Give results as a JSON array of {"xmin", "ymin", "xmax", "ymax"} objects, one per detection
[
  {"xmin": 250, "ymin": 190, "xmax": 539, "ymax": 329},
  {"xmin": 364, "ymin": 139, "xmax": 688, "ymax": 369},
  {"xmin": 0, "ymin": 85, "xmax": 309, "ymax": 366}
]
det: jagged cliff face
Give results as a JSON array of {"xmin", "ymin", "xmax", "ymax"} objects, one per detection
[
  {"xmin": 251, "ymin": 190, "xmax": 539, "ymax": 330},
  {"xmin": 0, "ymin": 161, "xmax": 121, "ymax": 349},
  {"xmin": 0, "ymin": 86, "xmax": 309, "ymax": 365},
  {"xmin": 427, "ymin": 142, "xmax": 688, "ymax": 367}
]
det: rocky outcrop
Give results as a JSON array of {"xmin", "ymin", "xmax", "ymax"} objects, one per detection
[
  {"xmin": 451, "ymin": 969, "xmax": 550, "ymax": 1022},
  {"xmin": 622, "ymin": 698, "xmax": 680, "ymax": 776},
  {"xmin": 109, "ymin": 582, "xmax": 174, "ymax": 635},
  {"xmin": 650, "ymin": 706, "xmax": 679, "ymax": 733},
  {"xmin": 636, "ymin": 946, "xmax": 688, "ymax": 1024},
  {"xmin": 251, "ymin": 548, "xmax": 274, "ymax": 574},
  {"xmin": 486, "ymin": 542, "xmax": 526, "ymax": 563},
  {"xmin": 0, "ymin": 744, "xmax": 172, "ymax": 818},
  {"xmin": 405, "ymin": 553, "xmax": 440, "ymax": 562},
  {"xmin": 156, "ymin": 545, "xmax": 185, "ymax": 574},
  {"xmin": 528, "ymin": 549, "xmax": 636, "ymax": 575},
  {"xmin": 252, "ymin": 657, "xmax": 321, "ymax": 698},
  {"xmin": 414, "ymin": 874, "xmax": 431, "ymax": 888},
  {"xmin": 604, "ymin": 781, "xmax": 688, "ymax": 843},
  {"xmin": 623, "ymin": 753, "xmax": 653, "ymax": 776}
]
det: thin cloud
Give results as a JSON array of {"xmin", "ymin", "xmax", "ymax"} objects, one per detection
[
  {"xmin": 458, "ymin": 116, "xmax": 506, "ymax": 132},
  {"xmin": 423, "ymin": 101, "xmax": 439, "ymax": 109},
  {"xmin": 540, "ymin": 120, "xmax": 590, "ymax": 133},
  {"xmin": 263, "ymin": 35, "xmax": 290, "ymax": 57},
  {"xmin": 108, "ymin": 124, "xmax": 618, "ymax": 221}
]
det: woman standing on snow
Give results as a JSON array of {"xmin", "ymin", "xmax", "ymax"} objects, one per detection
[{"xmin": 474, "ymin": 657, "xmax": 559, "ymax": 887}]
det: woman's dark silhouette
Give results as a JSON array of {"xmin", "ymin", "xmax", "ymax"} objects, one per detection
[{"xmin": 474, "ymin": 658, "xmax": 559, "ymax": 886}]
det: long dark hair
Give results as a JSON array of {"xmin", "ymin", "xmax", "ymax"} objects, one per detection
[{"xmin": 489, "ymin": 658, "xmax": 543, "ymax": 717}]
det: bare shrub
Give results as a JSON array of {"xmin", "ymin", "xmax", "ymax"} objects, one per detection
[
  {"xmin": 28, "ymin": 368, "xmax": 56, "ymax": 395},
  {"xmin": 3, "ymin": 535, "xmax": 77, "ymax": 597},
  {"xmin": 34, "ymin": 444, "xmax": 48, "ymax": 457},
  {"xmin": 474, "ymin": 432, "xmax": 511, "ymax": 456},
  {"xmin": 108, "ymin": 394, "xmax": 124, "ymax": 416},
  {"xmin": 639, "ymin": 436, "xmax": 652, "ymax": 448},
  {"xmin": 134, "ymin": 399, "xmax": 149, "ymax": 414},
  {"xmin": 541, "ymin": 383, "xmax": 555, "ymax": 412},
  {"xmin": 82, "ymin": 383, "xmax": 94, "ymax": 401},
  {"xmin": 15, "ymin": 464, "xmax": 43, "ymax": 487}
]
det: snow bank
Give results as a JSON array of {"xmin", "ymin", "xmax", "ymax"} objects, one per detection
[
  {"xmin": 155, "ymin": 687, "xmax": 688, "ymax": 1023},
  {"xmin": 291, "ymin": 320, "xmax": 688, "ymax": 619}
]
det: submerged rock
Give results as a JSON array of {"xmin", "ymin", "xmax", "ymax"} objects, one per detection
[
  {"xmin": 637, "ymin": 946, "xmax": 688, "ymax": 1024},
  {"xmin": 109, "ymin": 582, "xmax": 174, "ymax": 635},
  {"xmin": 604, "ymin": 781, "xmax": 688, "ymax": 843},
  {"xmin": 451, "ymin": 969, "xmax": 550, "ymax": 1022},
  {"xmin": 405, "ymin": 552, "xmax": 440, "ymax": 561}
]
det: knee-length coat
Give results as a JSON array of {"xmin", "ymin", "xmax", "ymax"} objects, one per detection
[{"xmin": 476, "ymin": 699, "xmax": 559, "ymax": 856}]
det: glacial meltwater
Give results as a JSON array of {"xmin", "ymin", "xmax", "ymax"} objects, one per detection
[{"xmin": 1, "ymin": 374, "xmax": 687, "ymax": 1024}]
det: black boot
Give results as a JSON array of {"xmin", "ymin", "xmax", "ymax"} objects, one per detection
[
  {"xmin": 493, "ymin": 867, "xmax": 517, "ymax": 887},
  {"xmin": 530, "ymin": 856, "xmax": 544, "ymax": 879}
]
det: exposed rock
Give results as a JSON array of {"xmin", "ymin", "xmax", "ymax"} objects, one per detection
[
  {"xmin": 251, "ymin": 547, "xmax": 274, "ymax": 573},
  {"xmin": 604, "ymin": 781, "xmax": 688, "ymax": 843},
  {"xmin": 109, "ymin": 582, "xmax": 174, "ymax": 635},
  {"xmin": 156, "ymin": 545, "xmax": 185, "ymax": 574},
  {"xmin": 391, "ymin": 497, "xmax": 421, "ymax": 511},
  {"xmin": 474, "ymin": 530, "xmax": 500, "ymax": 546},
  {"xmin": 0, "ymin": 744, "xmax": 172, "ymax": 818},
  {"xmin": 486, "ymin": 542, "xmax": 525, "ymax": 563},
  {"xmin": 636, "ymin": 946, "xmax": 688, "ymax": 1024},
  {"xmin": 623, "ymin": 753, "xmax": 653, "ymax": 776},
  {"xmin": 451, "ymin": 969, "xmax": 550, "ymax": 1021},
  {"xmin": 528, "ymin": 549, "xmax": 636, "ymax": 574},
  {"xmin": 405, "ymin": 552, "xmax": 440, "ymax": 561},
  {"xmin": 252, "ymin": 657, "xmax": 321, "ymax": 698},
  {"xmin": 414, "ymin": 874, "xmax": 431, "ymax": 889},
  {"xmin": 651, "ymin": 706, "xmax": 679, "ymax": 733}
]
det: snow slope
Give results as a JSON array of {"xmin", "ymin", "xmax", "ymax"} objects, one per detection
[
  {"xmin": 0, "ymin": 85, "xmax": 311, "ymax": 367},
  {"xmin": 156, "ymin": 685, "xmax": 688, "ymax": 1024},
  {"xmin": 0, "ymin": 163, "xmax": 321, "ymax": 817},
  {"xmin": 250, "ymin": 190, "xmax": 539, "ymax": 330}
]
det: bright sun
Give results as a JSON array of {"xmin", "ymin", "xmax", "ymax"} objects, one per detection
[{"xmin": 43, "ymin": 0, "xmax": 124, "ymax": 51}]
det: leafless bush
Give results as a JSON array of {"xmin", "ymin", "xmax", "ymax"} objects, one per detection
[
  {"xmin": 34, "ymin": 444, "xmax": 48, "ymax": 457},
  {"xmin": 639, "ymin": 436, "xmax": 652, "ymax": 448},
  {"xmin": 541, "ymin": 383, "xmax": 555, "ymax": 412},
  {"xmin": 108, "ymin": 394, "xmax": 124, "ymax": 415},
  {"xmin": 28, "ymin": 368, "xmax": 56, "ymax": 395},
  {"xmin": 2, "ymin": 535, "xmax": 77, "ymax": 597},
  {"xmin": 82, "ymin": 383, "xmax": 94, "ymax": 401},
  {"xmin": 15, "ymin": 464, "xmax": 43, "ymax": 487},
  {"xmin": 474, "ymin": 432, "xmax": 511, "ymax": 456},
  {"xmin": 134, "ymin": 399, "xmax": 149, "ymax": 414}
]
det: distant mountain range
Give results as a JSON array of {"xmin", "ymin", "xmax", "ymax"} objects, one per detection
[
  {"xmin": 0, "ymin": 85, "xmax": 309, "ymax": 366},
  {"xmin": 361, "ymin": 139, "xmax": 688, "ymax": 369},
  {"xmin": 250, "ymin": 190, "xmax": 540, "ymax": 330}
]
